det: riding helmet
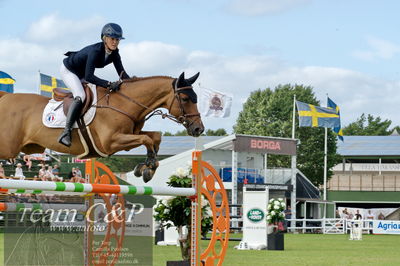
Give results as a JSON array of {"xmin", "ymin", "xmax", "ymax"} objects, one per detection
[{"xmin": 101, "ymin": 23, "xmax": 125, "ymax": 40}]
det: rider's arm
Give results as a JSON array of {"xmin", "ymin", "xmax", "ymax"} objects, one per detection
[
  {"xmin": 84, "ymin": 51, "xmax": 110, "ymax": 88},
  {"xmin": 113, "ymin": 52, "xmax": 130, "ymax": 79}
]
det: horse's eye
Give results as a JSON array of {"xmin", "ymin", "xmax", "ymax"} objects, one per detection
[{"xmin": 181, "ymin": 97, "xmax": 189, "ymax": 103}]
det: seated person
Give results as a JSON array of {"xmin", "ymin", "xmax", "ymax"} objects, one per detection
[
  {"xmin": 38, "ymin": 164, "xmax": 47, "ymax": 181},
  {"xmin": 45, "ymin": 166, "xmax": 55, "ymax": 181},
  {"xmin": 14, "ymin": 163, "xmax": 25, "ymax": 180},
  {"xmin": 51, "ymin": 164, "xmax": 63, "ymax": 181},
  {"xmin": 0, "ymin": 163, "xmax": 5, "ymax": 178}
]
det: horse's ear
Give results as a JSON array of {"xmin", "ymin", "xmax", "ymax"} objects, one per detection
[
  {"xmin": 178, "ymin": 72, "xmax": 185, "ymax": 81},
  {"xmin": 186, "ymin": 72, "xmax": 200, "ymax": 85}
]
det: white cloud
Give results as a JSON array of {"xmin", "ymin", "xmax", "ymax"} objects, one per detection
[
  {"xmin": 353, "ymin": 36, "xmax": 400, "ymax": 61},
  {"xmin": 226, "ymin": 0, "xmax": 312, "ymax": 16},
  {"xmin": 25, "ymin": 13, "xmax": 104, "ymax": 44}
]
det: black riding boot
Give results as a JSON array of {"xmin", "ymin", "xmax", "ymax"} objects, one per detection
[{"xmin": 58, "ymin": 97, "xmax": 83, "ymax": 147}]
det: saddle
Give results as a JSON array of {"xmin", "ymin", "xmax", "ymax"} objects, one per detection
[
  {"xmin": 52, "ymin": 84, "xmax": 103, "ymax": 158},
  {"xmin": 52, "ymin": 83, "xmax": 94, "ymax": 116}
]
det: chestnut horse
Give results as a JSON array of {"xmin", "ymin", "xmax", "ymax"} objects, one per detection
[{"xmin": 0, "ymin": 72, "xmax": 204, "ymax": 182}]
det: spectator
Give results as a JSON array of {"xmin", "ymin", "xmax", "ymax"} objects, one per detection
[
  {"xmin": 366, "ymin": 210, "xmax": 375, "ymax": 220},
  {"xmin": 284, "ymin": 206, "xmax": 292, "ymax": 231},
  {"xmin": 0, "ymin": 163, "xmax": 5, "ymax": 178},
  {"xmin": 45, "ymin": 166, "xmax": 55, "ymax": 181},
  {"xmin": 52, "ymin": 164, "xmax": 60, "ymax": 176},
  {"xmin": 378, "ymin": 212, "xmax": 385, "ymax": 220},
  {"xmin": 23, "ymin": 154, "xmax": 32, "ymax": 171},
  {"xmin": 14, "ymin": 163, "xmax": 25, "ymax": 180},
  {"xmin": 366, "ymin": 210, "xmax": 375, "ymax": 233},
  {"xmin": 67, "ymin": 167, "xmax": 76, "ymax": 181},
  {"xmin": 340, "ymin": 209, "xmax": 348, "ymax": 219},
  {"xmin": 38, "ymin": 165, "xmax": 47, "ymax": 181},
  {"xmin": 52, "ymin": 164, "xmax": 63, "ymax": 182},
  {"xmin": 75, "ymin": 167, "xmax": 82, "ymax": 178},
  {"xmin": 354, "ymin": 209, "xmax": 362, "ymax": 220}
]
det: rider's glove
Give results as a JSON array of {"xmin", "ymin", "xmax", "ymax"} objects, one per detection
[{"xmin": 108, "ymin": 81, "xmax": 122, "ymax": 92}]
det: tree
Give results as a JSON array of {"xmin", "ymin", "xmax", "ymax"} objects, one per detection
[
  {"xmin": 343, "ymin": 113, "xmax": 393, "ymax": 136},
  {"xmin": 204, "ymin": 128, "xmax": 228, "ymax": 136},
  {"xmin": 163, "ymin": 128, "xmax": 229, "ymax": 136},
  {"xmin": 234, "ymin": 84, "xmax": 340, "ymax": 186}
]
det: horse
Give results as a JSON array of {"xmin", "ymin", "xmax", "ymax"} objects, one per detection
[{"xmin": 0, "ymin": 72, "xmax": 204, "ymax": 182}]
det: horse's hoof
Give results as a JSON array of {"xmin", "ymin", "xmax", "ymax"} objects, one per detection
[
  {"xmin": 142, "ymin": 168, "xmax": 154, "ymax": 183},
  {"xmin": 145, "ymin": 158, "xmax": 158, "ymax": 169},
  {"xmin": 133, "ymin": 163, "xmax": 145, "ymax": 177}
]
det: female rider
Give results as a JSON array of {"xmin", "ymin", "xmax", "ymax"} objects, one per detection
[{"xmin": 58, "ymin": 23, "xmax": 130, "ymax": 147}]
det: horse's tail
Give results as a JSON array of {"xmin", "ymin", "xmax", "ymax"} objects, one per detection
[{"xmin": 0, "ymin": 91, "xmax": 8, "ymax": 98}]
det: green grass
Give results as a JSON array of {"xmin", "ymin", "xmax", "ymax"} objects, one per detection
[
  {"xmin": 1, "ymin": 233, "xmax": 400, "ymax": 265},
  {"xmin": 153, "ymin": 234, "xmax": 400, "ymax": 266}
]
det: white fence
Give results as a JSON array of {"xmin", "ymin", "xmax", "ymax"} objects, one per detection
[{"xmin": 287, "ymin": 218, "xmax": 375, "ymax": 234}]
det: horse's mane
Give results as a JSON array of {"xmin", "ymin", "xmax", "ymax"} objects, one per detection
[{"xmin": 124, "ymin": 75, "xmax": 173, "ymax": 83}]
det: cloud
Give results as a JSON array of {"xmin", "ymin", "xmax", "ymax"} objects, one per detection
[
  {"xmin": 226, "ymin": 0, "xmax": 312, "ymax": 16},
  {"xmin": 25, "ymin": 13, "xmax": 104, "ymax": 44},
  {"xmin": 352, "ymin": 36, "xmax": 400, "ymax": 61}
]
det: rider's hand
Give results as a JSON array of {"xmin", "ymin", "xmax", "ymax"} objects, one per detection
[{"xmin": 108, "ymin": 81, "xmax": 122, "ymax": 92}]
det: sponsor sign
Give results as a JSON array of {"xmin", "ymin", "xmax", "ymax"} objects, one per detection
[
  {"xmin": 242, "ymin": 187, "xmax": 268, "ymax": 248},
  {"xmin": 247, "ymin": 208, "xmax": 265, "ymax": 223},
  {"xmin": 234, "ymin": 135, "xmax": 297, "ymax": 155},
  {"xmin": 373, "ymin": 220, "xmax": 400, "ymax": 234}
]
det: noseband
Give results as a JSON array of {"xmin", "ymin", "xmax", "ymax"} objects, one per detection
[{"xmin": 94, "ymin": 79, "xmax": 200, "ymax": 128}]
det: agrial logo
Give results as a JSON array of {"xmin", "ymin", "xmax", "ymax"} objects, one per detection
[{"xmin": 247, "ymin": 208, "xmax": 265, "ymax": 223}]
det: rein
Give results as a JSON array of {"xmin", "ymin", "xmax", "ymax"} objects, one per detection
[{"xmin": 92, "ymin": 80, "xmax": 200, "ymax": 127}]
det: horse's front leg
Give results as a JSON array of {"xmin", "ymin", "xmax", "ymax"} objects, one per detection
[
  {"xmin": 108, "ymin": 132, "xmax": 162, "ymax": 183},
  {"xmin": 142, "ymin": 131, "xmax": 162, "ymax": 168}
]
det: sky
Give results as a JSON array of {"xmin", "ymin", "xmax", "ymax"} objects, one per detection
[{"xmin": 1, "ymin": 0, "xmax": 400, "ymax": 134}]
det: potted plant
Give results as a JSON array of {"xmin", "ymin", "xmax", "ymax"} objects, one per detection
[
  {"xmin": 266, "ymin": 198, "xmax": 286, "ymax": 250},
  {"xmin": 154, "ymin": 165, "xmax": 212, "ymax": 265}
]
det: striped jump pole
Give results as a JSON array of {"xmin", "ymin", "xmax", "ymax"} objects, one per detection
[{"xmin": 0, "ymin": 179, "xmax": 196, "ymax": 196}]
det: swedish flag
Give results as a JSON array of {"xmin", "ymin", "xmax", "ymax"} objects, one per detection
[
  {"xmin": 327, "ymin": 97, "xmax": 344, "ymax": 141},
  {"xmin": 296, "ymin": 100, "xmax": 340, "ymax": 128},
  {"xmin": 0, "ymin": 71, "xmax": 16, "ymax": 93},
  {"xmin": 40, "ymin": 73, "xmax": 69, "ymax": 97}
]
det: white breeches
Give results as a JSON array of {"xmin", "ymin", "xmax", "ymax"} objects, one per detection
[{"xmin": 60, "ymin": 63, "xmax": 86, "ymax": 101}]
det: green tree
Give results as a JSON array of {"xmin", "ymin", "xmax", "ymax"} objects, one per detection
[
  {"xmin": 204, "ymin": 128, "xmax": 228, "ymax": 136},
  {"xmin": 234, "ymin": 84, "xmax": 340, "ymax": 186},
  {"xmin": 343, "ymin": 113, "xmax": 393, "ymax": 136},
  {"xmin": 163, "ymin": 128, "xmax": 228, "ymax": 136}
]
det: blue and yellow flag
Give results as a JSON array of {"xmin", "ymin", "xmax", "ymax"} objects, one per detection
[
  {"xmin": 296, "ymin": 100, "xmax": 340, "ymax": 128},
  {"xmin": 0, "ymin": 71, "xmax": 15, "ymax": 93},
  {"xmin": 40, "ymin": 73, "xmax": 69, "ymax": 97},
  {"xmin": 327, "ymin": 97, "xmax": 344, "ymax": 141}
]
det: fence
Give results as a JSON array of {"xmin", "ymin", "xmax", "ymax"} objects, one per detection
[{"xmin": 287, "ymin": 218, "xmax": 375, "ymax": 234}]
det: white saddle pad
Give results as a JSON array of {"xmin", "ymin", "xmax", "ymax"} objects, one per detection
[{"xmin": 42, "ymin": 84, "xmax": 97, "ymax": 128}]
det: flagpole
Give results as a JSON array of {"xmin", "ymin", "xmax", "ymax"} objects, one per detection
[
  {"xmin": 38, "ymin": 70, "xmax": 41, "ymax": 95},
  {"xmin": 323, "ymin": 95, "xmax": 328, "ymax": 220},
  {"xmin": 292, "ymin": 94, "xmax": 296, "ymax": 139}
]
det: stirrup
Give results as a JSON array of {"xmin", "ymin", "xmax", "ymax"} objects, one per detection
[{"xmin": 58, "ymin": 129, "xmax": 72, "ymax": 147}]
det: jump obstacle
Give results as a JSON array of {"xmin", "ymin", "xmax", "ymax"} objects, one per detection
[{"xmin": 0, "ymin": 150, "xmax": 230, "ymax": 266}]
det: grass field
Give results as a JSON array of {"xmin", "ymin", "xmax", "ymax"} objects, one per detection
[
  {"xmin": 153, "ymin": 234, "xmax": 400, "ymax": 266},
  {"xmin": 1, "ymin": 233, "xmax": 399, "ymax": 265}
]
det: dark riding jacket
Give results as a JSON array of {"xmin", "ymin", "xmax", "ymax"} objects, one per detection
[{"xmin": 63, "ymin": 42, "xmax": 130, "ymax": 88}]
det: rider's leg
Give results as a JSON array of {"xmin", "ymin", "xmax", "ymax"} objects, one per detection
[
  {"xmin": 58, "ymin": 96, "xmax": 83, "ymax": 147},
  {"xmin": 58, "ymin": 63, "xmax": 86, "ymax": 147}
]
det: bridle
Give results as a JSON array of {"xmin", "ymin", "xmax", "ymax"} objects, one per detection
[{"xmin": 93, "ymin": 79, "xmax": 201, "ymax": 128}]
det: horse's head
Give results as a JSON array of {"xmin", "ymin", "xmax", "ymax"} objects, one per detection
[{"xmin": 169, "ymin": 72, "xmax": 204, "ymax": 137}]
